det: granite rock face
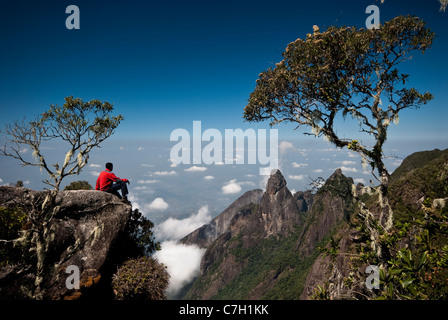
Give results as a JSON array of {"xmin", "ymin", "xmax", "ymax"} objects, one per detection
[
  {"xmin": 183, "ymin": 168, "xmax": 357, "ymax": 300},
  {"xmin": 0, "ymin": 187, "xmax": 132, "ymax": 300},
  {"xmin": 181, "ymin": 189, "xmax": 263, "ymax": 248}
]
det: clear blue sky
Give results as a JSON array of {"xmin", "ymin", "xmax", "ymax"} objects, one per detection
[
  {"xmin": 0, "ymin": 0, "xmax": 447, "ymax": 222},
  {"xmin": 1, "ymin": 0, "xmax": 447, "ymax": 139}
]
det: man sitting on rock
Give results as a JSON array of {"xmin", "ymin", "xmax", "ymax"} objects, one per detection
[{"xmin": 95, "ymin": 162, "xmax": 130, "ymax": 203}]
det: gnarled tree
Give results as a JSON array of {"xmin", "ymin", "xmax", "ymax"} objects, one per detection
[
  {"xmin": 244, "ymin": 16, "xmax": 435, "ymax": 235},
  {"xmin": 1, "ymin": 96, "xmax": 123, "ymax": 190}
]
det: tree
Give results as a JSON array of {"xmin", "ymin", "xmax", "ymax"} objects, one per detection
[
  {"xmin": 1, "ymin": 96, "xmax": 123, "ymax": 190},
  {"xmin": 244, "ymin": 16, "xmax": 435, "ymax": 234},
  {"xmin": 15, "ymin": 180, "xmax": 24, "ymax": 188},
  {"xmin": 63, "ymin": 180, "xmax": 93, "ymax": 191}
]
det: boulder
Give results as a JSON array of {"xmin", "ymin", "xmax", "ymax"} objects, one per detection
[{"xmin": 0, "ymin": 186, "xmax": 132, "ymax": 300}]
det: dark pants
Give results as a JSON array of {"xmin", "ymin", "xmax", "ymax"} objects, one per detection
[{"xmin": 106, "ymin": 181, "xmax": 129, "ymax": 199}]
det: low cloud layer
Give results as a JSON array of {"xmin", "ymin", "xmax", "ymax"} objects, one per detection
[
  {"xmin": 154, "ymin": 241, "xmax": 205, "ymax": 298},
  {"xmin": 154, "ymin": 206, "xmax": 211, "ymax": 298},
  {"xmin": 155, "ymin": 205, "xmax": 211, "ymax": 241}
]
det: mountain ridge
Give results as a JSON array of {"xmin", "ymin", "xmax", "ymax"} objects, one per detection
[{"xmin": 181, "ymin": 148, "xmax": 448, "ymax": 300}]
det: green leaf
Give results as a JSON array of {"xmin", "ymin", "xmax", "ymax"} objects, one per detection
[
  {"xmin": 399, "ymin": 249, "xmax": 413, "ymax": 267},
  {"xmin": 418, "ymin": 251, "xmax": 428, "ymax": 269},
  {"xmin": 400, "ymin": 276, "xmax": 415, "ymax": 288}
]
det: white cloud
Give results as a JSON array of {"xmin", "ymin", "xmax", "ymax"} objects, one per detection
[
  {"xmin": 154, "ymin": 241, "xmax": 205, "ymax": 298},
  {"xmin": 137, "ymin": 146, "xmax": 144, "ymax": 151},
  {"xmin": 222, "ymin": 179, "xmax": 242, "ymax": 194},
  {"xmin": 340, "ymin": 166, "xmax": 358, "ymax": 173},
  {"xmin": 137, "ymin": 179, "xmax": 159, "ymax": 184},
  {"xmin": 155, "ymin": 206, "xmax": 211, "ymax": 241},
  {"xmin": 154, "ymin": 170, "xmax": 177, "ymax": 176},
  {"xmin": 0, "ymin": 178, "xmax": 3, "ymax": 183},
  {"xmin": 288, "ymin": 175, "xmax": 306, "ymax": 180},
  {"xmin": 153, "ymin": 206, "xmax": 211, "ymax": 298},
  {"xmin": 336, "ymin": 160, "xmax": 356, "ymax": 165},
  {"xmin": 259, "ymin": 167, "xmax": 273, "ymax": 176},
  {"xmin": 292, "ymin": 162, "xmax": 308, "ymax": 168},
  {"xmin": 90, "ymin": 170, "xmax": 101, "ymax": 177},
  {"xmin": 313, "ymin": 169, "xmax": 323, "ymax": 173},
  {"xmin": 89, "ymin": 163, "xmax": 101, "ymax": 168},
  {"xmin": 354, "ymin": 178, "xmax": 366, "ymax": 184},
  {"xmin": 185, "ymin": 166, "xmax": 207, "ymax": 172},
  {"xmin": 279, "ymin": 141, "xmax": 295, "ymax": 154},
  {"xmin": 204, "ymin": 175, "xmax": 215, "ymax": 180},
  {"xmin": 318, "ymin": 148, "xmax": 339, "ymax": 152},
  {"xmin": 141, "ymin": 163, "xmax": 154, "ymax": 167},
  {"xmin": 146, "ymin": 197, "xmax": 169, "ymax": 211}
]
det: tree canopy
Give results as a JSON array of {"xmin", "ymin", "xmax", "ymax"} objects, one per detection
[
  {"xmin": 1, "ymin": 96, "xmax": 123, "ymax": 190},
  {"xmin": 244, "ymin": 15, "xmax": 435, "ymax": 189}
]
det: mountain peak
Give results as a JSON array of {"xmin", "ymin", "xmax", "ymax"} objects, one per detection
[
  {"xmin": 266, "ymin": 169, "xmax": 287, "ymax": 195},
  {"xmin": 330, "ymin": 168, "xmax": 343, "ymax": 179}
]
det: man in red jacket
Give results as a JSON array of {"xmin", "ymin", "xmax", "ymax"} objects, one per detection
[{"xmin": 95, "ymin": 162, "xmax": 130, "ymax": 202}]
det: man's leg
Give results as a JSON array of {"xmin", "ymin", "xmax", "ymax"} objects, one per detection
[
  {"xmin": 107, "ymin": 182, "xmax": 123, "ymax": 198},
  {"xmin": 120, "ymin": 182, "xmax": 129, "ymax": 198},
  {"xmin": 107, "ymin": 181, "xmax": 128, "ymax": 199}
]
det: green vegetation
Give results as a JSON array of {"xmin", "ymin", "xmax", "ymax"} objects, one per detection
[
  {"xmin": 125, "ymin": 208, "xmax": 161, "ymax": 257},
  {"xmin": 390, "ymin": 149, "xmax": 448, "ymax": 225},
  {"xmin": 0, "ymin": 206, "xmax": 29, "ymax": 266},
  {"xmin": 341, "ymin": 149, "xmax": 448, "ymax": 300},
  {"xmin": 378, "ymin": 199, "xmax": 448, "ymax": 299},
  {"xmin": 213, "ymin": 228, "xmax": 317, "ymax": 300},
  {"xmin": 390, "ymin": 149, "xmax": 448, "ymax": 182},
  {"xmin": 112, "ymin": 256, "xmax": 169, "ymax": 300},
  {"xmin": 64, "ymin": 180, "xmax": 93, "ymax": 190},
  {"xmin": 110, "ymin": 208, "xmax": 166, "ymax": 300}
]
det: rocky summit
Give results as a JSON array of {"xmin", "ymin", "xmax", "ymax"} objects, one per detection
[
  {"xmin": 182, "ymin": 148, "xmax": 448, "ymax": 300},
  {"xmin": 0, "ymin": 187, "xmax": 132, "ymax": 300},
  {"xmin": 183, "ymin": 168, "xmax": 352, "ymax": 299}
]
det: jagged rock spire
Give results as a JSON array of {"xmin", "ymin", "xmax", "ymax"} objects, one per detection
[{"xmin": 266, "ymin": 169, "xmax": 287, "ymax": 195}]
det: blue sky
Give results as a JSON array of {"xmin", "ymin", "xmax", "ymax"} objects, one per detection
[{"xmin": 1, "ymin": 0, "xmax": 447, "ymax": 225}]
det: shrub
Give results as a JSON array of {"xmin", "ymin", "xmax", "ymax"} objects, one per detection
[
  {"xmin": 112, "ymin": 256, "xmax": 169, "ymax": 300},
  {"xmin": 63, "ymin": 180, "xmax": 93, "ymax": 190}
]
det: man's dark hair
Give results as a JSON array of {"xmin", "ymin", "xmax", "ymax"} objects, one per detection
[{"xmin": 106, "ymin": 162, "xmax": 113, "ymax": 170}]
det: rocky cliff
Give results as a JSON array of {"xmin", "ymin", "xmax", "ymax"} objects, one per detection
[
  {"xmin": 300, "ymin": 149, "xmax": 448, "ymax": 300},
  {"xmin": 0, "ymin": 187, "xmax": 132, "ymax": 299},
  {"xmin": 182, "ymin": 149, "xmax": 447, "ymax": 300},
  {"xmin": 183, "ymin": 168, "xmax": 353, "ymax": 299},
  {"xmin": 181, "ymin": 189, "xmax": 263, "ymax": 248}
]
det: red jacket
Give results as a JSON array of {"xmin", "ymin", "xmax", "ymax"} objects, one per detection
[{"xmin": 95, "ymin": 169, "xmax": 123, "ymax": 191}]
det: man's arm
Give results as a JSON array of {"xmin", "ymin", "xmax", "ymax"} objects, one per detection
[{"xmin": 95, "ymin": 173, "xmax": 101, "ymax": 190}]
